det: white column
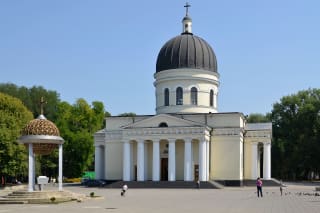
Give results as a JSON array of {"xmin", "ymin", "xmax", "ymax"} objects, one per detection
[
  {"xmin": 104, "ymin": 143, "xmax": 108, "ymax": 179},
  {"xmin": 28, "ymin": 143, "xmax": 34, "ymax": 192},
  {"xmin": 33, "ymin": 152, "xmax": 36, "ymax": 191},
  {"xmin": 144, "ymin": 144, "xmax": 148, "ymax": 179},
  {"xmin": 263, "ymin": 142, "xmax": 271, "ymax": 180},
  {"xmin": 251, "ymin": 142, "xmax": 258, "ymax": 179},
  {"xmin": 95, "ymin": 145, "xmax": 102, "ymax": 180},
  {"xmin": 152, "ymin": 141, "xmax": 160, "ymax": 181},
  {"xmin": 199, "ymin": 140, "xmax": 206, "ymax": 181},
  {"xmin": 130, "ymin": 144, "xmax": 134, "ymax": 179},
  {"xmin": 58, "ymin": 144, "xmax": 63, "ymax": 191},
  {"xmin": 137, "ymin": 140, "xmax": 145, "ymax": 181},
  {"xmin": 123, "ymin": 141, "xmax": 131, "ymax": 181},
  {"xmin": 206, "ymin": 139, "xmax": 210, "ymax": 181},
  {"xmin": 168, "ymin": 139, "xmax": 176, "ymax": 181},
  {"xmin": 184, "ymin": 139, "xmax": 192, "ymax": 181}
]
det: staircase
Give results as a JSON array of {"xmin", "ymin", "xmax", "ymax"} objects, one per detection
[
  {"xmin": 0, "ymin": 190, "xmax": 85, "ymax": 204},
  {"xmin": 242, "ymin": 178, "xmax": 281, "ymax": 187}
]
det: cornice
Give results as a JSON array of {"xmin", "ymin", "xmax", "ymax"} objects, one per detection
[
  {"xmin": 245, "ymin": 130, "xmax": 272, "ymax": 139},
  {"xmin": 124, "ymin": 126, "xmax": 209, "ymax": 137},
  {"xmin": 212, "ymin": 128, "xmax": 244, "ymax": 136},
  {"xmin": 104, "ymin": 126, "xmax": 211, "ymax": 142}
]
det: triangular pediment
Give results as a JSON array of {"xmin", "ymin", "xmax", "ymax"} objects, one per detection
[{"xmin": 121, "ymin": 114, "xmax": 204, "ymax": 129}]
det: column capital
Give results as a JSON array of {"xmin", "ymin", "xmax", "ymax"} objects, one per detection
[
  {"xmin": 137, "ymin": 139, "xmax": 145, "ymax": 144},
  {"xmin": 184, "ymin": 138, "xmax": 192, "ymax": 143},
  {"xmin": 198, "ymin": 136, "xmax": 205, "ymax": 142},
  {"xmin": 168, "ymin": 138, "xmax": 176, "ymax": 143}
]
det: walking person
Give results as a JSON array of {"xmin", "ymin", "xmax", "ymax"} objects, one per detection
[
  {"xmin": 256, "ymin": 177, "xmax": 263, "ymax": 197},
  {"xmin": 279, "ymin": 180, "xmax": 283, "ymax": 196},
  {"xmin": 121, "ymin": 184, "xmax": 128, "ymax": 196},
  {"xmin": 196, "ymin": 180, "xmax": 200, "ymax": 189}
]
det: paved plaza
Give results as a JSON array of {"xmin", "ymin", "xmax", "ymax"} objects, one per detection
[{"xmin": 0, "ymin": 183, "xmax": 320, "ymax": 213}]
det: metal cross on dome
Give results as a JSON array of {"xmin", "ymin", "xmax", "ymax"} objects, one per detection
[
  {"xmin": 184, "ymin": 2, "xmax": 191, "ymax": 16},
  {"xmin": 40, "ymin": 96, "xmax": 47, "ymax": 115}
]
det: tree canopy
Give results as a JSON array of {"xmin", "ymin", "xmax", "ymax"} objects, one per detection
[
  {"xmin": 0, "ymin": 92, "xmax": 33, "ymax": 178},
  {"xmin": 0, "ymin": 83, "xmax": 60, "ymax": 121},
  {"xmin": 55, "ymin": 99, "xmax": 105, "ymax": 177},
  {"xmin": 270, "ymin": 88, "xmax": 320, "ymax": 180},
  {"xmin": 246, "ymin": 113, "xmax": 271, "ymax": 123}
]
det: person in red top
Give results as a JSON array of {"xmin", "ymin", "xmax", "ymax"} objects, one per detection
[{"xmin": 256, "ymin": 177, "xmax": 263, "ymax": 197}]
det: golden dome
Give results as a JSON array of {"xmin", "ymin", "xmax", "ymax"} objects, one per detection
[
  {"xmin": 22, "ymin": 115, "xmax": 60, "ymax": 136},
  {"xmin": 19, "ymin": 115, "xmax": 64, "ymax": 155}
]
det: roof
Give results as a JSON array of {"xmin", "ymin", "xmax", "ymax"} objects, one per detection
[{"xmin": 156, "ymin": 34, "xmax": 217, "ymax": 73}]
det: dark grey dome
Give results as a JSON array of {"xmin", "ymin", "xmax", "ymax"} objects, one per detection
[
  {"xmin": 156, "ymin": 34, "xmax": 218, "ymax": 73},
  {"xmin": 182, "ymin": 15, "xmax": 192, "ymax": 21}
]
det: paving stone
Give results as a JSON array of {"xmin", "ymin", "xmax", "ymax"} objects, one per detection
[{"xmin": 0, "ymin": 183, "xmax": 319, "ymax": 212}]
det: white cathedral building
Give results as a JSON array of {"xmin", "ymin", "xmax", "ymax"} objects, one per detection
[{"xmin": 94, "ymin": 6, "xmax": 272, "ymax": 186}]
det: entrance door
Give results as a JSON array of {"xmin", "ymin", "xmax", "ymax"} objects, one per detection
[
  {"xmin": 134, "ymin": 165, "xmax": 137, "ymax": 181},
  {"xmin": 161, "ymin": 158, "xmax": 168, "ymax": 181},
  {"xmin": 194, "ymin": 164, "xmax": 199, "ymax": 181}
]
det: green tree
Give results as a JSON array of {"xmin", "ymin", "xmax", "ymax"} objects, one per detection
[
  {"xmin": 0, "ymin": 83, "xmax": 60, "ymax": 121},
  {"xmin": 118, "ymin": 112, "xmax": 136, "ymax": 117},
  {"xmin": 270, "ymin": 88, "xmax": 320, "ymax": 180},
  {"xmin": 56, "ymin": 99, "xmax": 105, "ymax": 177},
  {"xmin": 246, "ymin": 113, "xmax": 271, "ymax": 123},
  {"xmin": 0, "ymin": 92, "xmax": 33, "ymax": 181}
]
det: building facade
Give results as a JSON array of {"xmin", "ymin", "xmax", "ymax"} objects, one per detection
[{"xmin": 94, "ymin": 6, "xmax": 272, "ymax": 185}]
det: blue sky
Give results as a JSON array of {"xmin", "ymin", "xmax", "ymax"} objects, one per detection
[{"xmin": 1, "ymin": 0, "xmax": 319, "ymax": 116}]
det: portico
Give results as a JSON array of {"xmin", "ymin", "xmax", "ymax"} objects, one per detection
[
  {"xmin": 123, "ymin": 138, "xmax": 208, "ymax": 181},
  {"xmin": 119, "ymin": 126, "xmax": 211, "ymax": 182}
]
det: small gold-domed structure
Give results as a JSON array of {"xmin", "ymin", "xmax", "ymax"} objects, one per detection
[{"xmin": 18, "ymin": 97, "xmax": 65, "ymax": 192}]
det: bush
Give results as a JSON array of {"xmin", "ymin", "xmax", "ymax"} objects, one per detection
[{"xmin": 64, "ymin": 178, "xmax": 81, "ymax": 183}]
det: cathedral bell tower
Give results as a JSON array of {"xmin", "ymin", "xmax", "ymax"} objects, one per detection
[{"xmin": 154, "ymin": 3, "xmax": 220, "ymax": 114}]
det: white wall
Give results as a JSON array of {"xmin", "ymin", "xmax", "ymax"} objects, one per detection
[
  {"xmin": 105, "ymin": 142, "xmax": 123, "ymax": 180},
  {"xmin": 176, "ymin": 141, "xmax": 184, "ymax": 180},
  {"xmin": 210, "ymin": 136, "xmax": 242, "ymax": 180}
]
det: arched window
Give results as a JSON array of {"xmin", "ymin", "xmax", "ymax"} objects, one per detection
[
  {"xmin": 164, "ymin": 88, "xmax": 169, "ymax": 106},
  {"xmin": 210, "ymin": 90, "xmax": 214, "ymax": 107},
  {"xmin": 191, "ymin": 87, "xmax": 198, "ymax": 105},
  {"xmin": 176, "ymin": 87, "xmax": 183, "ymax": 105},
  {"xmin": 158, "ymin": 122, "xmax": 168, "ymax": 127}
]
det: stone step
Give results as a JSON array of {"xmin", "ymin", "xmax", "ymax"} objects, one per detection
[
  {"xmin": 93, "ymin": 181, "xmax": 219, "ymax": 189},
  {"xmin": 242, "ymin": 179, "xmax": 281, "ymax": 187},
  {"xmin": 0, "ymin": 200, "xmax": 28, "ymax": 204},
  {"xmin": 0, "ymin": 190, "xmax": 84, "ymax": 204}
]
